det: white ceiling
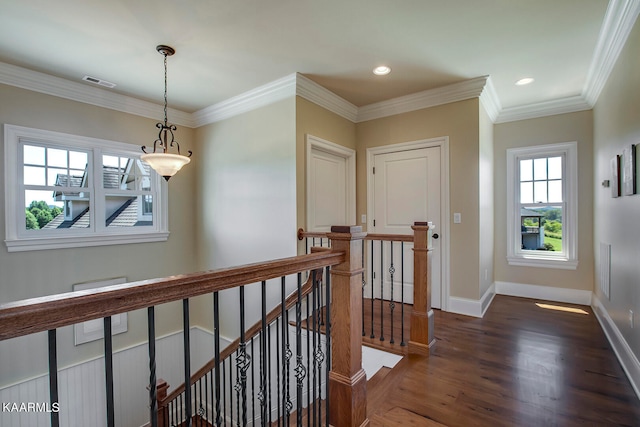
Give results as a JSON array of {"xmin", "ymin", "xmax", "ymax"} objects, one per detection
[{"xmin": 0, "ymin": 0, "xmax": 631, "ymax": 117}]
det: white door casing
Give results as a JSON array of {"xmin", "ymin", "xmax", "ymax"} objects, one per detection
[
  {"xmin": 306, "ymin": 135, "xmax": 356, "ymax": 234},
  {"xmin": 367, "ymin": 137, "xmax": 450, "ymax": 310}
]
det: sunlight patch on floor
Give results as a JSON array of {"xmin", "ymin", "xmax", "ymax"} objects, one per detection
[{"xmin": 535, "ymin": 302, "xmax": 589, "ymax": 315}]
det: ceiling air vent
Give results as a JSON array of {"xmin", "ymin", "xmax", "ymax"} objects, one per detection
[{"xmin": 82, "ymin": 75, "xmax": 116, "ymax": 88}]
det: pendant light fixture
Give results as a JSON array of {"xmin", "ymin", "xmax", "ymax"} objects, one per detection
[{"xmin": 141, "ymin": 45, "xmax": 192, "ymax": 181}]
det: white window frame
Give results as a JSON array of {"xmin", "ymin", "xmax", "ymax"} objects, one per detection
[
  {"xmin": 506, "ymin": 141, "xmax": 578, "ymax": 270},
  {"xmin": 4, "ymin": 124, "xmax": 169, "ymax": 252}
]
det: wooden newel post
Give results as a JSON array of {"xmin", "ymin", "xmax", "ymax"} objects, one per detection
[
  {"xmin": 328, "ymin": 225, "xmax": 369, "ymax": 427},
  {"xmin": 409, "ymin": 221, "xmax": 435, "ymax": 356}
]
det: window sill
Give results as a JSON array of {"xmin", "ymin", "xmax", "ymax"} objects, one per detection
[
  {"xmin": 5, "ymin": 232, "xmax": 170, "ymax": 252},
  {"xmin": 507, "ymin": 256, "xmax": 578, "ymax": 270}
]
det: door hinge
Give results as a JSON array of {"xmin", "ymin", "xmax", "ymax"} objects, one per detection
[
  {"xmin": 373, "ymin": 219, "xmax": 376, "ymax": 226},
  {"xmin": 373, "ymin": 167, "xmax": 375, "ymax": 174}
]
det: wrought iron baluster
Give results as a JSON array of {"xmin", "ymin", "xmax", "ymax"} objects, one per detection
[
  {"xmin": 214, "ymin": 292, "xmax": 222, "ymax": 426},
  {"xmin": 183, "ymin": 299, "xmax": 192, "ymax": 427},
  {"xmin": 204, "ymin": 372, "xmax": 209, "ymax": 425},
  {"xmin": 311, "ymin": 270, "xmax": 318, "ymax": 426},
  {"xmin": 370, "ymin": 239, "xmax": 375, "ymax": 339},
  {"xmin": 380, "ymin": 240, "xmax": 385, "ymax": 341},
  {"xmin": 306, "ymin": 292, "xmax": 311, "ymax": 427},
  {"xmin": 276, "ymin": 317, "xmax": 281, "ymax": 427},
  {"xmin": 401, "ymin": 242, "xmax": 406, "ymax": 346},
  {"xmin": 250, "ymin": 337, "xmax": 256, "ymax": 426},
  {"xmin": 267, "ymin": 315, "xmax": 273, "ymax": 426},
  {"xmin": 196, "ymin": 382, "xmax": 202, "ymax": 426},
  {"xmin": 362, "ymin": 239, "xmax": 366, "ymax": 337},
  {"xmin": 324, "ymin": 265, "xmax": 331, "ymax": 427},
  {"xmin": 235, "ymin": 286, "xmax": 250, "ymax": 427},
  {"xmin": 281, "ymin": 276, "xmax": 292, "ymax": 422},
  {"xmin": 222, "ymin": 354, "xmax": 226, "ymax": 424},
  {"xmin": 259, "ymin": 281, "xmax": 268, "ymax": 423},
  {"xmin": 228, "ymin": 356, "xmax": 234, "ymax": 424},
  {"xmin": 295, "ymin": 272, "xmax": 307, "ymax": 426},
  {"xmin": 104, "ymin": 317, "xmax": 115, "ymax": 427},
  {"xmin": 148, "ymin": 307, "xmax": 158, "ymax": 427},
  {"xmin": 235, "ymin": 349, "xmax": 240, "ymax": 426},
  {"xmin": 390, "ymin": 241, "xmax": 396, "ymax": 344},
  {"xmin": 48, "ymin": 330, "xmax": 60, "ymax": 427}
]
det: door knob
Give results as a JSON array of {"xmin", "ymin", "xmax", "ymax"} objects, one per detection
[{"xmin": 432, "ymin": 233, "xmax": 439, "ymax": 239}]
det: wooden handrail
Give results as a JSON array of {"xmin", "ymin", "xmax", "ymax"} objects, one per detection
[
  {"xmin": 160, "ymin": 268, "xmax": 324, "ymax": 406},
  {"xmin": 0, "ymin": 251, "xmax": 344, "ymax": 341},
  {"xmin": 298, "ymin": 228, "xmax": 413, "ymax": 242}
]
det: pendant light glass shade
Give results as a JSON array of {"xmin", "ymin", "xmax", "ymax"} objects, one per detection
[{"xmin": 141, "ymin": 152, "xmax": 190, "ymax": 181}]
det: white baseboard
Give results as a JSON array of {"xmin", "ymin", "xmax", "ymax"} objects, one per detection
[
  {"xmin": 592, "ymin": 296, "xmax": 640, "ymax": 400},
  {"xmin": 494, "ymin": 281, "xmax": 592, "ymax": 305},
  {"xmin": 448, "ymin": 283, "xmax": 495, "ymax": 318}
]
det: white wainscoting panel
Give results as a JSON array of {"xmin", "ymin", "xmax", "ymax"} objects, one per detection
[{"xmin": 0, "ymin": 327, "xmax": 228, "ymax": 427}]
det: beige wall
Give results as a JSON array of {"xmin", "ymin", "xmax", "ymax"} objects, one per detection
[
  {"xmin": 295, "ymin": 96, "xmax": 356, "ymax": 251},
  {"xmin": 193, "ymin": 98, "xmax": 297, "ymax": 339},
  {"xmin": 479, "ymin": 103, "xmax": 494, "ymax": 298},
  {"xmin": 494, "ymin": 110, "xmax": 594, "ymax": 291},
  {"xmin": 0, "ymin": 84, "xmax": 197, "ymax": 385},
  {"xmin": 356, "ymin": 99, "xmax": 481, "ymax": 300},
  {"xmin": 592, "ymin": 17, "xmax": 640, "ymax": 358}
]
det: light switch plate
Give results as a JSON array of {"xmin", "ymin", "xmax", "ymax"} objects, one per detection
[{"xmin": 453, "ymin": 213, "xmax": 461, "ymax": 224}]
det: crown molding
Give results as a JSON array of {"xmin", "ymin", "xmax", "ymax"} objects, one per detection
[
  {"xmin": 479, "ymin": 76, "xmax": 501, "ymax": 122},
  {"xmin": 583, "ymin": 0, "xmax": 640, "ymax": 106},
  {"xmin": 192, "ymin": 73, "xmax": 298, "ymax": 127},
  {"xmin": 495, "ymin": 95, "xmax": 592, "ymax": 124},
  {"xmin": 3, "ymin": 0, "xmax": 636, "ymax": 130},
  {"xmin": 295, "ymin": 74, "xmax": 359, "ymax": 122},
  {"xmin": 356, "ymin": 76, "xmax": 489, "ymax": 123},
  {"xmin": 0, "ymin": 61, "xmax": 195, "ymax": 128}
]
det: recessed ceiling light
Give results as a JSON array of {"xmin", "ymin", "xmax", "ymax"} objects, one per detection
[
  {"xmin": 373, "ymin": 66, "xmax": 391, "ymax": 76},
  {"xmin": 515, "ymin": 77, "xmax": 534, "ymax": 86}
]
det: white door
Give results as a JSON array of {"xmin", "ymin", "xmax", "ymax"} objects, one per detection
[
  {"xmin": 372, "ymin": 146, "xmax": 442, "ymax": 309},
  {"xmin": 306, "ymin": 135, "xmax": 356, "ymax": 249},
  {"xmin": 309, "ymin": 148, "xmax": 347, "ymax": 231}
]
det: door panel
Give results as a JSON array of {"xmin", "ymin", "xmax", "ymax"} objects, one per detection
[
  {"xmin": 372, "ymin": 147, "xmax": 441, "ymax": 308},
  {"xmin": 308, "ymin": 148, "xmax": 347, "ymax": 231}
]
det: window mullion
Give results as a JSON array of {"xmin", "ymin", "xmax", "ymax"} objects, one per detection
[{"xmin": 93, "ymin": 149, "xmax": 104, "ymax": 232}]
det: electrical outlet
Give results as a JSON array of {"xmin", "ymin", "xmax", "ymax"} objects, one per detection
[{"xmin": 630, "ymin": 310, "xmax": 634, "ymax": 329}]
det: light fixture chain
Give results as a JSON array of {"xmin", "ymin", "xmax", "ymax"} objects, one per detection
[{"xmin": 163, "ymin": 53, "xmax": 168, "ymax": 127}]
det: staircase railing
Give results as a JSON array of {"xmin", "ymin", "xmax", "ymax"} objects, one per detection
[
  {"xmin": 0, "ymin": 226, "xmax": 369, "ymax": 427},
  {"xmin": 156, "ymin": 266, "xmax": 325, "ymax": 426},
  {"xmin": 298, "ymin": 221, "xmax": 435, "ymax": 356}
]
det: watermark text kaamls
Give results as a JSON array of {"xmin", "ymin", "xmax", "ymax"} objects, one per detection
[{"xmin": 2, "ymin": 402, "xmax": 60, "ymax": 413}]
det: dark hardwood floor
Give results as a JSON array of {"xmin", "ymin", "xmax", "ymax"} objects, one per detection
[{"xmin": 367, "ymin": 295, "xmax": 640, "ymax": 426}]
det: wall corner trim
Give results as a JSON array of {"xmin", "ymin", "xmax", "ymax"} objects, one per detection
[
  {"xmin": 449, "ymin": 283, "xmax": 496, "ymax": 318},
  {"xmin": 592, "ymin": 295, "xmax": 640, "ymax": 400}
]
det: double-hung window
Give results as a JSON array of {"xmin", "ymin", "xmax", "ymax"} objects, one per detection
[
  {"xmin": 506, "ymin": 142, "xmax": 578, "ymax": 269},
  {"xmin": 4, "ymin": 125, "xmax": 168, "ymax": 252}
]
